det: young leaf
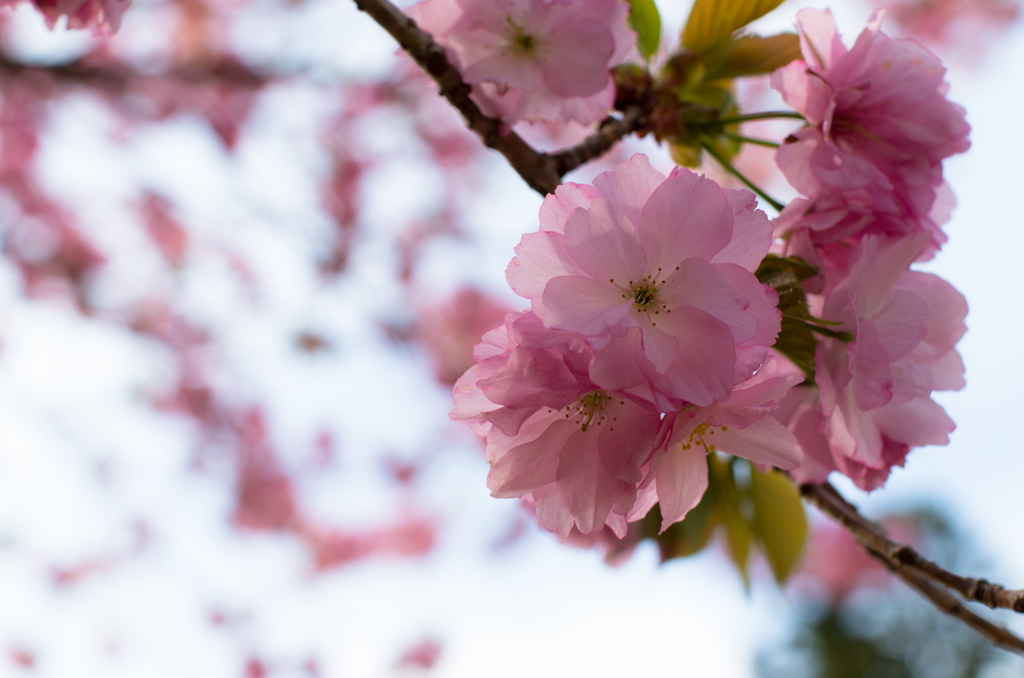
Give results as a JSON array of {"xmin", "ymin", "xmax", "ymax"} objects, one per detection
[
  {"xmin": 704, "ymin": 33, "xmax": 802, "ymax": 80},
  {"xmin": 750, "ymin": 468, "xmax": 808, "ymax": 583},
  {"xmin": 627, "ymin": 0, "xmax": 662, "ymax": 60},
  {"xmin": 713, "ymin": 456, "xmax": 753, "ymax": 586},
  {"xmin": 682, "ymin": 0, "xmax": 789, "ymax": 55}
]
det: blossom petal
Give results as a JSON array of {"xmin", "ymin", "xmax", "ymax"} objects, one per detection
[
  {"xmin": 592, "ymin": 154, "xmax": 667, "ymax": 228},
  {"xmin": 714, "ymin": 416, "xmax": 803, "ymax": 470},
  {"xmin": 541, "ymin": 275, "xmax": 631, "ymax": 335},
  {"xmin": 562, "ymin": 197, "xmax": 646, "ymax": 282},
  {"xmin": 638, "ymin": 169, "xmax": 734, "ymax": 270},
  {"xmin": 655, "ymin": 446, "xmax": 708, "ymax": 532},
  {"xmin": 543, "ymin": 19, "xmax": 615, "ymax": 97}
]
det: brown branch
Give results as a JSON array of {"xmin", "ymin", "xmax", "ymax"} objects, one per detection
[
  {"xmin": 549, "ymin": 104, "xmax": 646, "ymax": 177},
  {"xmin": 350, "ymin": 0, "xmax": 643, "ymax": 196},
  {"xmin": 800, "ymin": 480, "xmax": 1024, "ymax": 655}
]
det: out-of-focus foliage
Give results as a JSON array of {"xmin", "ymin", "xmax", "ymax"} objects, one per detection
[{"xmin": 757, "ymin": 509, "xmax": 1002, "ymax": 678}]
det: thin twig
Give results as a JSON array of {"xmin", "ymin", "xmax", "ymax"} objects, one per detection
[
  {"xmin": 700, "ymin": 141, "xmax": 785, "ymax": 212},
  {"xmin": 350, "ymin": 0, "xmax": 645, "ymax": 196},
  {"xmin": 549, "ymin": 104, "xmax": 646, "ymax": 176},
  {"xmin": 800, "ymin": 481, "xmax": 1024, "ymax": 654}
]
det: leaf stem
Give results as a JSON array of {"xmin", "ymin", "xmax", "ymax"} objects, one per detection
[
  {"xmin": 701, "ymin": 111, "xmax": 807, "ymax": 126},
  {"xmin": 700, "ymin": 140, "xmax": 785, "ymax": 212},
  {"xmin": 725, "ymin": 132, "xmax": 780, "ymax": 148}
]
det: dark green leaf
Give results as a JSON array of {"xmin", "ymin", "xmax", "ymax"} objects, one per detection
[
  {"xmin": 627, "ymin": 0, "xmax": 662, "ymax": 60},
  {"xmin": 774, "ymin": 318, "xmax": 817, "ymax": 379}
]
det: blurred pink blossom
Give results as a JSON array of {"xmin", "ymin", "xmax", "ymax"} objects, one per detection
[
  {"xmin": 416, "ymin": 286, "xmax": 511, "ymax": 386},
  {"xmin": 397, "ymin": 638, "xmax": 442, "ymax": 670},
  {"xmin": 0, "ymin": 0, "xmax": 131, "ymax": 33},
  {"xmin": 407, "ymin": 0, "xmax": 634, "ymax": 126}
]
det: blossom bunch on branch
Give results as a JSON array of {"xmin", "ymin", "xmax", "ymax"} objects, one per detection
[{"xmin": 348, "ymin": 0, "xmax": 1024, "ymax": 653}]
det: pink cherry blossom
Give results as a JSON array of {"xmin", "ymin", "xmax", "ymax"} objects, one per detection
[
  {"xmin": 507, "ymin": 154, "xmax": 781, "ymax": 410},
  {"xmin": 782, "ymin": 234, "xmax": 967, "ymax": 490},
  {"xmin": 452, "ymin": 311, "xmax": 662, "ymax": 535},
  {"xmin": 647, "ymin": 354, "xmax": 804, "ymax": 530},
  {"xmin": 2, "ymin": 0, "xmax": 132, "ymax": 33},
  {"xmin": 771, "ymin": 9, "xmax": 969, "ymax": 267},
  {"xmin": 406, "ymin": 0, "xmax": 634, "ymax": 126}
]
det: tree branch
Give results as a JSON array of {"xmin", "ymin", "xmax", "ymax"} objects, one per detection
[
  {"xmin": 549, "ymin": 105, "xmax": 646, "ymax": 176},
  {"xmin": 800, "ymin": 480, "xmax": 1024, "ymax": 654},
  {"xmin": 350, "ymin": 0, "xmax": 644, "ymax": 196}
]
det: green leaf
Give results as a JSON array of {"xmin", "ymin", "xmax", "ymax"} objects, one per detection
[
  {"xmin": 774, "ymin": 318, "xmax": 818, "ymax": 379},
  {"xmin": 755, "ymin": 255, "xmax": 820, "ymax": 377},
  {"xmin": 682, "ymin": 0, "xmax": 789, "ymax": 55},
  {"xmin": 627, "ymin": 0, "xmax": 662, "ymax": 60},
  {"xmin": 704, "ymin": 33, "xmax": 802, "ymax": 80},
  {"xmin": 713, "ymin": 457, "xmax": 753, "ymax": 586},
  {"xmin": 749, "ymin": 468, "xmax": 807, "ymax": 583}
]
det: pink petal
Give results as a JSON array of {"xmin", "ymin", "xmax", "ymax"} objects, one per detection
[
  {"xmin": 853, "ymin": 234, "xmax": 930, "ymax": 319},
  {"xmin": 530, "ymin": 484, "xmax": 574, "ymax": 537},
  {"xmin": 488, "ymin": 416, "xmax": 572, "ymax": 497},
  {"xmin": 588, "ymin": 327, "xmax": 646, "ymax": 391},
  {"xmin": 714, "ymin": 416, "xmax": 803, "ymax": 470},
  {"xmin": 464, "ymin": 53, "xmax": 545, "ymax": 89},
  {"xmin": 592, "ymin": 154, "xmax": 667, "ymax": 228},
  {"xmin": 638, "ymin": 169, "xmax": 734, "ymax": 270},
  {"xmin": 556, "ymin": 431, "xmax": 627, "ymax": 533},
  {"xmin": 507, "ymin": 230, "xmax": 584, "ymax": 307},
  {"xmin": 849, "ymin": 320, "xmax": 894, "ymax": 411},
  {"xmin": 873, "ymin": 396, "xmax": 954, "ymax": 447},
  {"xmin": 541, "ymin": 275, "xmax": 631, "ymax": 335},
  {"xmin": 538, "ymin": 182, "xmax": 599, "ymax": 233},
  {"xmin": 655, "ymin": 446, "xmax": 708, "ymax": 532},
  {"xmin": 648, "ymin": 306, "xmax": 736, "ymax": 405},
  {"xmin": 542, "ymin": 18, "xmax": 615, "ymax": 97},
  {"xmin": 562, "ymin": 197, "xmax": 646, "ymax": 283},
  {"xmin": 711, "ymin": 189, "xmax": 773, "ymax": 272},
  {"xmin": 871, "ymin": 288, "xmax": 929, "ymax": 362},
  {"xmin": 795, "ymin": 8, "xmax": 848, "ymax": 72}
]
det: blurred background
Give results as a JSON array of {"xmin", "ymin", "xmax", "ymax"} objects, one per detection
[{"xmin": 0, "ymin": 0, "xmax": 1022, "ymax": 675}]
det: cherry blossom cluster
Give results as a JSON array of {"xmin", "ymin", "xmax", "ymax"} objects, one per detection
[
  {"xmin": 770, "ymin": 10, "xmax": 970, "ymax": 490},
  {"xmin": 451, "ymin": 8, "xmax": 971, "ymax": 535},
  {"xmin": 453, "ymin": 155, "xmax": 804, "ymax": 536},
  {"xmin": 407, "ymin": 0, "xmax": 635, "ymax": 126}
]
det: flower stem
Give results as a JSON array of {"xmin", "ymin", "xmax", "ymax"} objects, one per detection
[
  {"xmin": 699, "ymin": 140, "xmax": 785, "ymax": 212},
  {"xmin": 724, "ymin": 132, "xmax": 780, "ymax": 148},
  {"xmin": 701, "ymin": 111, "xmax": 807, "ymax": 126}
]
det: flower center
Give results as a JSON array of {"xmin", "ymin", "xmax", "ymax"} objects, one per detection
[
  {"xmin": 503, "ymin": 17, "xmax": 539, "ymax": 57},
  {"xmin": 562, "ymin": 391, "xmax": 623, "ymax": 432},
  {"xmin": 678, "ymin": 422, "xmax": 728, "ymax": 452},
  {"xmin": 633, "ymin": 284, "xmax": 656, "ymax": 308}
]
